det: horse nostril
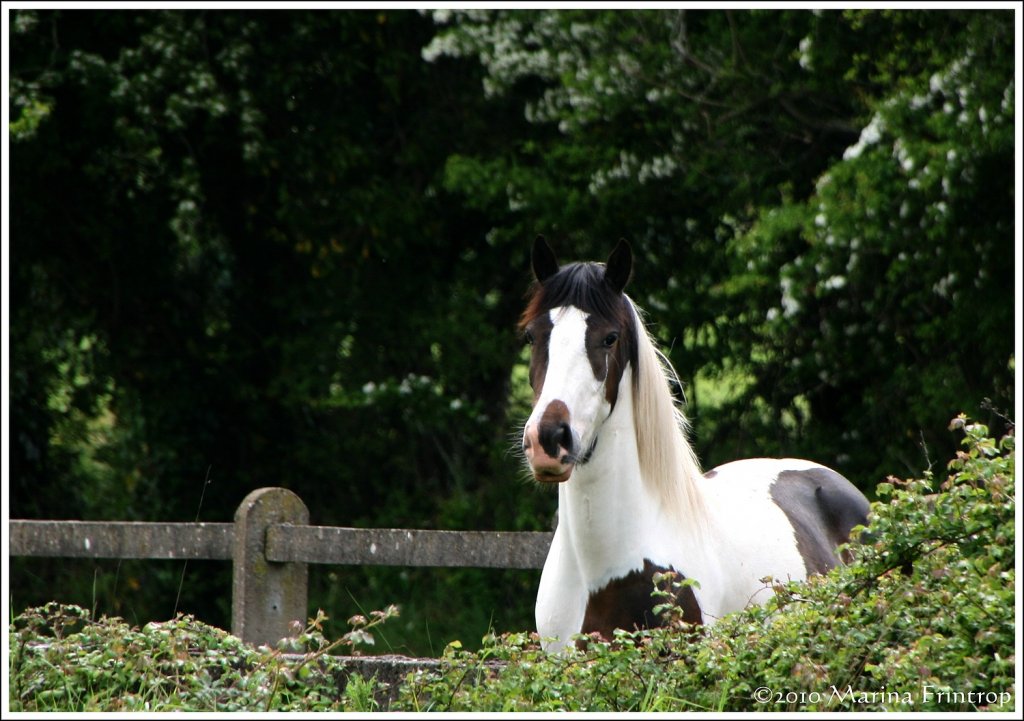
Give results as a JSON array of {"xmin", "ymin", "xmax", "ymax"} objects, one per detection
[
  {"xmin": 558, "ymin": 423, "xmax": 573, "ymax": 453},
  {"xmin": 539, "ymin": 420, "xmax": 574, "ymax": 459}
]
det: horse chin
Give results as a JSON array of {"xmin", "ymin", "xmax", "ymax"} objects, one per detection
[{"xmin": 533, "ymin": 466, "xmax": 574, "ymax": 484}]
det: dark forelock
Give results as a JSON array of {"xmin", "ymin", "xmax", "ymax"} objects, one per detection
[{"xmin": 519, "ymin": 262, "xmax": 627, "ymax": 330}]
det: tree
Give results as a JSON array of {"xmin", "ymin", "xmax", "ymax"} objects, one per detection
[{"xmin": 722, "ymin": 10, "xmax": 1015, "ymax": 479}]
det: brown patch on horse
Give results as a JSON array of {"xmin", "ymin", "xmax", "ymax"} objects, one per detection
[
  {"xmin": 521, "ymin": 312, "xmax": 553, "ymax": 401},
  {"xmin": 584, "ymin": 310, "xmax": 634, "ymax": 409},
  {"xmin": 770, "ymin": 467, "xmax": 870, "ymax": 574},
  {"xmin": 579, "ymin": 559, "xmax": 702, "ymax": 646}
]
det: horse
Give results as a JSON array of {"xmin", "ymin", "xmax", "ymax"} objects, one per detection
[{"xmin": 519, "ymin": 236, "xmax": 870, "ymax": 652}]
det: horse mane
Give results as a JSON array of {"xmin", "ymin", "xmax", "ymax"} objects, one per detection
[{"xmin": 626, "ymin": 296, "xmax": 707, "ymax": 527}]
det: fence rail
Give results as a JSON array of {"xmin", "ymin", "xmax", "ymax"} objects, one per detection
[
  {"xmin": 10, "ymin": 521, "xmax": 234, "ymax": 560},
  {"xmin": 264, "ymin": 526, "xmax": 550, "ymax": 568},
  {"xmin": 9, "ymin": 487, "xmax": 553, "ymax": 646}
]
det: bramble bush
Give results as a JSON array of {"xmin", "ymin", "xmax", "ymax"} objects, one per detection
[
  {"xmin": 8, "ymin": 416, "xmax": 1015, "ymax": 711},
  {"xmin": 8, "ymin": 604, "xmax": 398, "ymax": 712}
]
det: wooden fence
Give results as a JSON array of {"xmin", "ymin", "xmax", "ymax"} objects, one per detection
[{"xmin": 9, "ymin": 487, "xmax": 553, "ymax": 647}]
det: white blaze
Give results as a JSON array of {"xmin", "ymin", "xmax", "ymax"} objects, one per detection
[{"xmin": 524, "ymin": 306, "xmax": 610, "ymax": 461}]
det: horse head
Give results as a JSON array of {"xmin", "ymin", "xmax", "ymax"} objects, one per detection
[{"xmin": 519, "ymin": 236, "xmax": 637, "ymax": 484}]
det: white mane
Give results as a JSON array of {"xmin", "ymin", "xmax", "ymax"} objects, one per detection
[{"xmin": 626, "ymin": 296, "xmax": 707, "ymax": 527}]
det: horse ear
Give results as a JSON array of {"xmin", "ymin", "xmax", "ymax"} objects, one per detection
[
  {"xmin": 604, "ymin": 238, "xmax": 633, "ymax": 293},
  {"xmin": 532, "ymin": 235, "xmax": 560, "ymax": 282}
]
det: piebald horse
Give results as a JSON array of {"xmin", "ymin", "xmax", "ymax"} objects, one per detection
[{"xmin": 520, "ymin": 237, "xmax": 869, "ymax": 652}]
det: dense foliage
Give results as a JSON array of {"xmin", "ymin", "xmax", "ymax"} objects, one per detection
[
  {"xmin": 9, "ymin": 604, "xmax": 399, "ymax": 712},
  {"xmin": 8, "ymin": 9, "xmax": 1016, "ymax": 654},
  {"xmin": 9, "ymin": 419, "xmax": 1014, "ymax": 711}
]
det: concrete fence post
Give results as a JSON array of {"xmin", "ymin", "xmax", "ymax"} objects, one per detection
[{"xmin": 232, "ymin": 487, "xmax": 309, "ymax": 646}]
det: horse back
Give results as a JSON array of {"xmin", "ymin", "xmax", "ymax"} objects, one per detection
[{"xmin": 703, "ymin": 459, "xmax": 870, "ymax": 577}]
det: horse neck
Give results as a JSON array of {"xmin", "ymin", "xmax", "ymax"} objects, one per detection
[{"xmin": 557, "ymin": 367, "xmax": 705, "ymax": 589}]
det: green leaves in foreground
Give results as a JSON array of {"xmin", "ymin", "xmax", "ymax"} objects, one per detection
[
  {"xmin": 8, "ymin": 604, "xmax": 397, "ymax": 712},
  {"xmin": 396, "ymin": 416, "xmax": 1015, "ymax": 712}
]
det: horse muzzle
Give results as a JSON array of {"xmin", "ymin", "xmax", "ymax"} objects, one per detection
[
  {"xmin": 523, "ymin": 436, "xmax": 575, "ymax": 483},
  {"xmin": 523, "ymin": 402, "xmax": 578, "ymax": 483}
]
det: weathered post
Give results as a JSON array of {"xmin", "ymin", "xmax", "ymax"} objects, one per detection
[{"xmin": 232, "ymin": 487, "xmax": 309, "ymax": 646}]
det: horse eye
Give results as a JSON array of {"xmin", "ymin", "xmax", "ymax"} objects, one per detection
[
  {"xmin": 524, "ymin": 330, "xmax": 535, "ymax": 346},
  {"xmin": 603, "ymin": 332, "xmax": 619, "ymax": 348}
]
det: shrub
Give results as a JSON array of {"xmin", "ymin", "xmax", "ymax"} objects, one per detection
[{"xmin": 8, "ymin": 604, "xmax": 396, "ymax": 711}]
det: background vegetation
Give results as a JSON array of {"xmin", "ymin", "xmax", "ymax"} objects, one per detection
[{"xmin": 8, "ymin": 9, "xmax": 1016, "ymax": 656}]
